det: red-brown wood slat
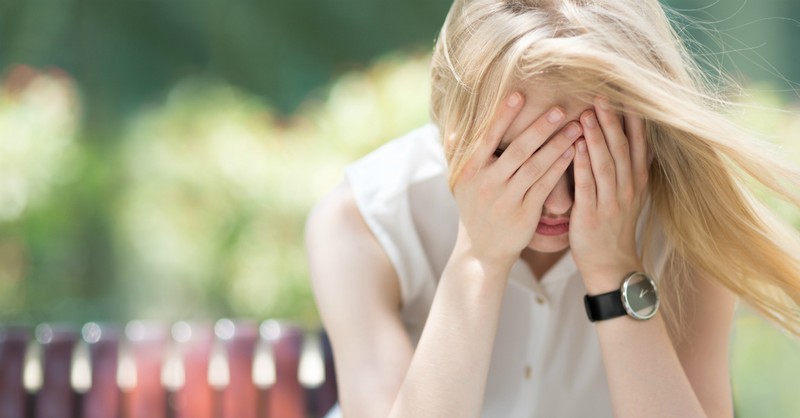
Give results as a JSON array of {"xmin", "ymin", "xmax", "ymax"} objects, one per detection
[
  {"xmin": 35, "ymin": 324, "xmax": 78, "ymax": 418},
  {"xmin": 124, "ymin": 321, "xmax": 167, "ymax": 418},
  {"xmin": 173, "ymin": 321, "xmax": 213, "ymax": 418},
  {"xmin": 0, "ymin": 325, "xmax": 30, "ymax": 418},
  {"xmin": 217, "ymin": 319, "xmax": 258, "ymax": 418},
  {"xmin": 1, "ymin": 320, "xmax": 338, "ymax": 418},
  {"xmin": 262, "ymin": 321, "xmax": 305, "ymax": 418},
  {"xmin": 81, "ymin": 323, "xmax": 120, "ymax": 418}
]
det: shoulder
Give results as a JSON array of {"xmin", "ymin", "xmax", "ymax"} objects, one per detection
[
  {"xmin": 305, "ymin": 182, "xmax": 416, "ymax": 418},
  {"xmin": 305, "ymin": 180, "xmax": 403, "ymax": 311},
  {"xmin": 305, "ymin": 180, "xmax": 368, "ymax": 242},
  {"xmin": 308, "ymin": 122, "xmax": 444, "ymax": 247},
  {"xmin": 307, "ymin": 123, "xmax": 455, "ymax": 312},
  {"xmin": 345, "ymin": 123, "xmax": 445, "ymax": 200}
]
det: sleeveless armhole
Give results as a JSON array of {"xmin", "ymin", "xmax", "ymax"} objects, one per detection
[{"xmin": 344, "ymin": 124, "xmax": 449, "ymax": 313}]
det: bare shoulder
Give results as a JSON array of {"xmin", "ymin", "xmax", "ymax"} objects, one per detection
[
  {"xmin": 304, "ymin": 180, "xmax": 413, "ymax": 417},
  {"xmin": 304, "ymin": 180, "xmax": 401, "ymax": 312}
]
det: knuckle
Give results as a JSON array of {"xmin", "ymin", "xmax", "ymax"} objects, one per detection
[
  {"xmin": 553, "ymin": 134, "xmax": 575, "ymax": 150},
  {"xmin": 614, "ymin": 140, "xmax": 630, "ymax": 155},
  {"xmin": 520, "ymin": 159, "xmax": 546, "ymax": 180},
  {"xmin": 504, "ymin": 143, "xmax": 529, "ymax": 163},
  {"xmin": 603, "ymin": 203, "xmax": 620, "ymax": 217},
  {"xmin": 619, "ymin": 187, "xmax": 635, "ymax": 204},
  {"xmin": 533, "ymin": 120, "xmax": 558, "ymax": 141},
  {"xmin": 576, "ymin": 182, "xmax": 594, "ymax": 194},
  {"xmin": 528, "ymin": 178, "xmax": 550, "ymax": 197},
  {"xmin": 459, "ymin": 164, "xmax": 477, "ymax": 180},
  {"xmin": 476, "ymin": 181, "xmax": 495, "ymax": 199},
  {"xmin": 599, "ymin": 112, "xmax": 617, "ymax": 127},
  {"xmin": 638, "ymin": 169, "xmax": 649, "ymax": 184},
  {"xmin": 597, "ymin": 161, "xmax": 616, "ymax": 178},
  {"xmin": 491, "ymin": 202, "xmax": 509, "ymax": 218}
]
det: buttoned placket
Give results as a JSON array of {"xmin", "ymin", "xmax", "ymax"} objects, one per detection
[{"xmin": 509, "ymin": 251, "xmax": 579, "ymax": 397}]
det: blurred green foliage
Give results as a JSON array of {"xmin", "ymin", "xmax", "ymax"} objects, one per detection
[
  {"xmin": 732, "ymin": 307, "xmax": 800, "ymax": 417},
  {"xmin": 0, "ymin": 0, "xmax": 452, "ymax": 131},
  {"xmin": 3, "ymin": 0, "xmax": 800, "ymax": 130},
  {"xmin": 1, "ymin": 0, "xmax": 799, "ymax": 416},
  {"xmin": 0, "ymin": 54, "xmax": 431, "ymax": 324}
]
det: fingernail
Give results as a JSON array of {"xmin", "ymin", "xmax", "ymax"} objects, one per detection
[
  {"xmin": 577, "ymin": 140, "xmax": 588, "ymax": 153},
  {"xmin": 564, "ymin": 122, "xmax": 581, "ymax": 138},
  {"xmin": 597, "ymin": 97, "xmax": 610, "ymax": 110},
  {"xmin": 507, "ymin": 93, "xmax": 521, "ymax": 107},
  {"xmin": 583, "ymin": 113, "xmax": 597, "ymax": 128},
  {"xmin": 547, "ymin": 107, "xmax": 564, "ymax": 123}
]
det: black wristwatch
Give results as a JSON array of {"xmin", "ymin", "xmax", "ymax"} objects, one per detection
[{"xmin": 584, "ymin": 271, "xmax": 660, "ymax": 322}]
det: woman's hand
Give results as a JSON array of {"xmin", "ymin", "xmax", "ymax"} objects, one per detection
[
  {"xmin": 451, "ymin": 92, "xmax": 582, "ymax": 269},
  {"xmin": 569, "ymin": 97, "xmax": 649, "ymax": 293}
]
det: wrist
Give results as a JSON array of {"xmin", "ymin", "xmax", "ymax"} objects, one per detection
[
  {"xmin": 439, "ymin": 246, "xmax": 513, "ymax": 308},
  {"xmin": 452, "ymin": 230, "xmax": 520, "ymax": 273},
  {"xmin": 452, "ymin": 242, "xmax": 516, "ymax": 274},
  {"xmin": 448, "ymin": 240, "xmax": 516, "ymax": 286},
  {"xmin": 581, "ymin": 260, "xmax": 644, "ymax": 295},
  {"xmin": 584, "ymin": 271, "xmax": 660, "ymax": 322}
]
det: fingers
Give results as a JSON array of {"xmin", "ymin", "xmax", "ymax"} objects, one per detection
[
  {"xmin": 572, "ymin": 139, "xmax": 596, "ymax": 209},
  {"xmin": 475, "ymin": 92, "xmax": 526, "ymax": 164},
  {"xmin": 623, "ymin": 106, "xmax": 649, "ymax": 193},
  {"xmin": 577, "ymin": 97, "xmax": 648, "ymax": 210},
  {"xmin": 522, "ymin": 144, "xmax": 575, "ymax": 210},
  {"xmin": 493, "ymin": 106, "xmax": 568, "ymax": 180},
  {"xmin": 507, "ymin": 121, "xmax": 582, "ymax": 199},
  {"xmin": 580, "ymin": 98, "xmax": 619, "ymax": 205}
]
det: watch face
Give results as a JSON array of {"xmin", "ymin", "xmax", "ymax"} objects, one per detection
[{"xmin": 621, "ymin": 273, "xmax": 659, "ymax": 320}]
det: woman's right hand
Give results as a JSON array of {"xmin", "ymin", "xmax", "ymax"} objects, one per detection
[{"xmin": 451, "ymin": 92, "xmax": 582, "ymax": 268}]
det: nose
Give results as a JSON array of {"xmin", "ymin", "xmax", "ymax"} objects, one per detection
[{"xmin": 542, "ymin": 171, "xmax": 573, "ymax": 217}]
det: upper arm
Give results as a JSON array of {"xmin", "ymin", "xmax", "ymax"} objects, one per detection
[
  {"xmin": 305, "ymin": 181, "xmax": 413, "ymax": 418},
  {"xmin": 673, "ymin": 266, "xmax": 738, "ymax": 418}
]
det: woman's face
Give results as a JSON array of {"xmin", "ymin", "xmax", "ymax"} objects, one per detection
[{"xmin": 500, "ymin": 84, "xmax": 592, "ymax": 253}]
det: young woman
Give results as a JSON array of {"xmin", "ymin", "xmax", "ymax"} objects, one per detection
[{"xmin": 305, "ymin": 0, "xmax": 800, "ymax": 417}]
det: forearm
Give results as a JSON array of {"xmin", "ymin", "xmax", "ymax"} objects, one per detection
[
  {"xmin": 586, "ymin": 269, "xmax": 709, "ymax": 418},
  {"xmin": 387, "ymin": 247, "xmax": 510, "ymax": 418}
]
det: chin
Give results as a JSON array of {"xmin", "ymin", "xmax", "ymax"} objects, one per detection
[{"xmin": 527, "ymin": 234, "xmax": 570, "ymax": 253}]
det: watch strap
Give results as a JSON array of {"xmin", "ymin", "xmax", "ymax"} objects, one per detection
[{"xmin": 583, "ymin": 290, "xmax": 627, "ymax": 322}]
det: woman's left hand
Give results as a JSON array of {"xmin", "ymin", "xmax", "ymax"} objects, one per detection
[{"xmin": 569, "ymin": 97, "xmax": 650, "ymax": 294}]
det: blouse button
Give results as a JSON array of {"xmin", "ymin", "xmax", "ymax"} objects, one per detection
[{"xmin": 535, "ymin": 296, "xmax": 545, "ymax": 305}]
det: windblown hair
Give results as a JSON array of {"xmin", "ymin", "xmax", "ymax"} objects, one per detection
[{"xmin": 430, "ymin": 0, "xmax": 800, "ymax": 343}]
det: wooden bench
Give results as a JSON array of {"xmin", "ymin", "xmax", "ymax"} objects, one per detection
[{"xmin": 0, "ymin": 320, "xmax": 338, "ymax": 418}]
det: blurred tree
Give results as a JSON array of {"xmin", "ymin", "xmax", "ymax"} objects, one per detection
[
  {"xmin": 3, "ymin": 0, "xmax": 800, "ymax": 138},
  {"xmin": 0, "ymin": 0, "xmax": 453, "ymax": 135},
  {"xmin": 668, "ymin": 0, "xmax": 800, "ymax": 94}
]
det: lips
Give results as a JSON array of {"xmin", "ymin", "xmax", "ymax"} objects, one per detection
[
  {"xmin": 539, "ymin": 218, "xmax": 569, "ymax": 226},
  {"xmin": 536, "ymin": 219, "xmax": 570, "ymax": 236}
]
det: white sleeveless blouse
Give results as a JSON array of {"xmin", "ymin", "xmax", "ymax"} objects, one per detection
[{"xmin": 325, "ymin": 124, "xmax": 668, "ymax": 418}]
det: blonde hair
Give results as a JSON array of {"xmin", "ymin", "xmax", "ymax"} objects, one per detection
[{"xmin": 430, "ymin": 0, "xmax": 800, "ymax": 344}]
